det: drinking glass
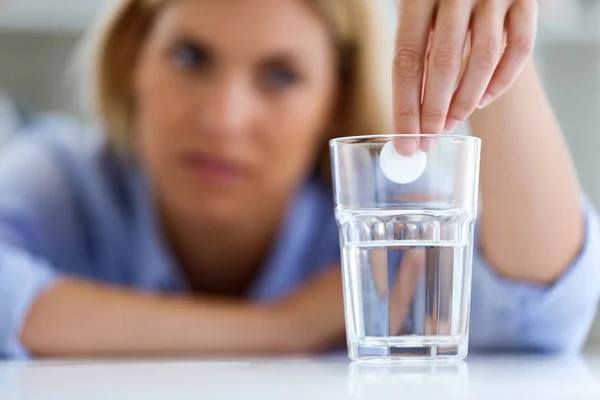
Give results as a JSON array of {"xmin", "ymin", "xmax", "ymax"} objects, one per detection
[{"xmin": 330, "ymin": 134, "xmax": 481, "ymax": 362}]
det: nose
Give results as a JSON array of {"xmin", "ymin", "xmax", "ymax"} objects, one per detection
[{"xmin": 196, "ymin": 75, "xmax": 256, "ymax": 140}]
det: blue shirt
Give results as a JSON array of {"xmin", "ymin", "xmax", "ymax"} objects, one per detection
[{"xmin": 0, "ymin": 124, "xmax": 599, "ymax": 359}]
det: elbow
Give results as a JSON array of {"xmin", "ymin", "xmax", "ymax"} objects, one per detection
[
  {"xmin": 527, "ymin": 337, "xmax": 588, "ymax": 358},
  {"xmin": 522, "ymin": 304, "xmax": 599, "ymax": 357}
]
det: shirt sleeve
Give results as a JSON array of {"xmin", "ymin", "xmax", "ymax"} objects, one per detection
[
  {"xmin": 469, "ymin": 196, "xmax": 600, "ymax": 355},
  {"xmin": 0, "ymin": 136, "xmax": 78, "ymax": 359},
  {"xmin": 0, "ymin": 245, "xmax": 57, "ymax": 359}
]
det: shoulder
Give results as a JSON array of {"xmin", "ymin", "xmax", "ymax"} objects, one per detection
[
  {"xmin": 0, "ymin": 117, "xmax": 136, "ymax": 215},
  {"xmin": 0, "ymin": 118, "xmax": 140, "ymax": 260},
  {"xmin": 251, "ymin": 177, "xmax": 339, "ymax": 300}
]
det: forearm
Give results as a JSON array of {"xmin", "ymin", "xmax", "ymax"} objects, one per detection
[
  {"xmin": 20, "ymin": 278, "xmax": 290, "ymax": 357},
  {"xmin": 469, "ymin": 58, "xmax": 584, "ymax": 284}
]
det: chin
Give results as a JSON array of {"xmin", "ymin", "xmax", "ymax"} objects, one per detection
[
  {"xmin": 180, "ymin": 192, "xmax": 248, "ymax": 225},
  {"xmin": 155, "ymin": 170, "xmax": 251, "ymax": 223}
]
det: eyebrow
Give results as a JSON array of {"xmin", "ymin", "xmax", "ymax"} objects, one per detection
[
  {"xmin": 259, "ymin": 49, "xmax": 314, "ymax": 66},
  {"xmin": 171, "ymin": 25, "xmax": 319, "ymax": 58},
  {"xmin": 166, "ymin": 29, "xmax": 216, "ymax": 52}
]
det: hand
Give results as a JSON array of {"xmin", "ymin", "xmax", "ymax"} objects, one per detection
[
  {"xmin": 271, "ymin": 266, "xmax": 346, "ymax": 353},
  {"xmin": 393, "ymin": 0, "xmax": 538, "ymax": 154}
]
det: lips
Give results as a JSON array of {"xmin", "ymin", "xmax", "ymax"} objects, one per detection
[{"xmin": 181, "ymin": 152, "xmax": 247, "ymax": 184}]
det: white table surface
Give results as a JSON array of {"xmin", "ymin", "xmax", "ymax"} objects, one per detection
[{"xmin": 1, "ymin": 352, "xmax": 600, "ymax": 399}]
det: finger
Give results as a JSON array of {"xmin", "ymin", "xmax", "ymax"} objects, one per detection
[
  {"xmin": 446, "ymin": 1, "xmax": 506, "ymax": 130},
  {"xmin": 392, "ymin": 0, "xmax": 436, "ymax": 155},
  {"xmin": 419, "ymin": 35, "xmax": 439, "ymax": 153},
  {"xmin": 478, "ymin": 0, "xmax": 538, "ymax": 109},
  {"xmin": 420, "ymin": 1, "xmax": 471, "ymax": 135}
]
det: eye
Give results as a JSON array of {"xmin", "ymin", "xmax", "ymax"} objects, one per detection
[
  {"xmin": 261, "ymin": 63, "xmax": 301, "ymax": 90},
  {"xmin": 170, "ymin": 40, "xmax": 210, "ymax": 71}
]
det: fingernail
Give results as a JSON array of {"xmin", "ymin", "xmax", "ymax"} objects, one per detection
[
  {"xmin": 395, "ymin": 138, "xmax": 417, "ymax": 156},
  {"xmin": 478, "ymin": 92, "xmax": 494, "ymax": 109},
  {"xmin": 444, "ymin": 118, "xmax": 461, "ymax": 133},
  {"xmin": 420, "ymin": 137, "xmax": 439, "ymax": 153}
]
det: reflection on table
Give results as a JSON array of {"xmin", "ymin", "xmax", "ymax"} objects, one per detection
[{"xmin": 0, "ymin": 353, "xmax": 599, "ymax": 399}]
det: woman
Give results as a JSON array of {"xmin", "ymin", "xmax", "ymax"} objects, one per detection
[{"xmin": 0, "ymin": 0, "xmax": 597, "ymax": 359}]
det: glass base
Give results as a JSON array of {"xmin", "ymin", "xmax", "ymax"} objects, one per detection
[{"xmin": 349, "ymin": 336, "xmax": 468, "ymax": 363}]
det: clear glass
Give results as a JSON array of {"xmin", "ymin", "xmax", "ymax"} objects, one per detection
[{"xmin": 330, "ymin": 134, "xmax": 481, "ymax": 362}]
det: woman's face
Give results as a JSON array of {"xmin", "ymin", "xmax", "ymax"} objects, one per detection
[{"xmin": 133, "ymin": 0, "xmax": 338, "ymax": 223}]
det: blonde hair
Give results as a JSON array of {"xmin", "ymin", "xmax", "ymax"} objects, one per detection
[{"xmin": 90, "ymin": 0, "xmax": 394, "ymax": 175}]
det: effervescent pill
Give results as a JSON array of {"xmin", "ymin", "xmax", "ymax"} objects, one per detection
[{"xmin": 379, "ymin": 141, "xmax": 427, "ymax": 184}]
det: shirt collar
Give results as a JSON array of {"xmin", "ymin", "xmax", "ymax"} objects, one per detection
[
  {"xmin": 247, "ymin": 178, "xmax": 325, "ymax": 301},
  {"xmin": 135, "ymin": 169, "xmax": 326, "ymax": 296}
]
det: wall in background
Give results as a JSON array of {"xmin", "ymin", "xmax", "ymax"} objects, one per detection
[
  {"xmin": 537, "ymin": 44, "xmax": 600, "ymax": 207},
  {"xmin": 0, "ymin": 33, "xmax": 79, "ymax": 112}
]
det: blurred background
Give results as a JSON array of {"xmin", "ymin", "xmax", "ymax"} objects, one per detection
[{"xmin": 1, "ymin": 0, "xmax": 600, "ymax": 348}]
